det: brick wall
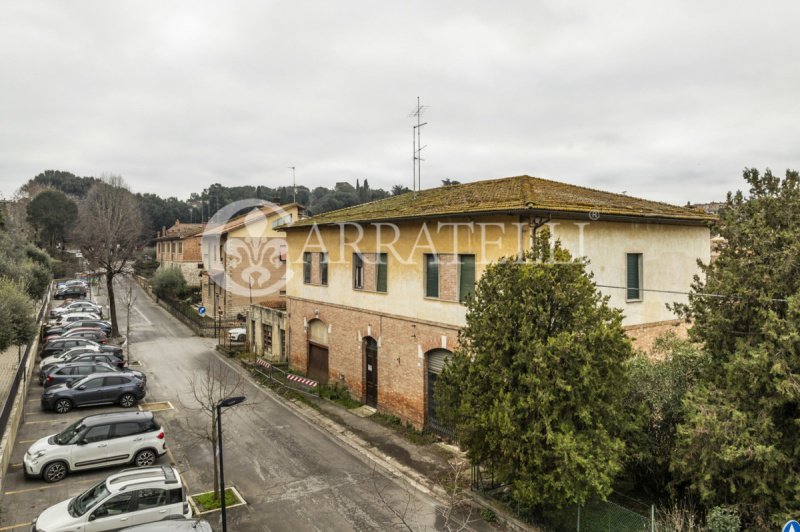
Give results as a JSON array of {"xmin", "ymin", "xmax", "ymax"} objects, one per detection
[
  {"xmin": 624, "ymin": 319, "xmax": 690, "ymax": 355},
  {"xmin": 287, "ymin": 297, "xmax": 459, "ymax": 428},
  {"xmin": 438, "ymin": 254, "xmax": 459, "ymax": 302}
]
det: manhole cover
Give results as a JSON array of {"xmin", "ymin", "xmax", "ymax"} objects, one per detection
[{"xmin": 139, "ymin": 401, "xmax": 174, "ymax": 412}]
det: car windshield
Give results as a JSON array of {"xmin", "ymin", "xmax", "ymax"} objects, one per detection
[
  {"xmin": 55, "ymin": 420, "xmax": 85, "ymax": 445},
  {"xmin": 69, "ymin": 479, "xmax": 110, "ymax": 516}
]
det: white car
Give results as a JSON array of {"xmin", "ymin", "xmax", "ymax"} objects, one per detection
[
  {"xmin": 24, "ymin": 411, "xmax": 167, "ymax": 482},
  {"xmin": 32, "ymin": 466, "xmax": 190, "ymax": 531},
  {"xmin": 228, "ymin": 327, "xmax": 246, "ymax": 342},
  {"xmin": 39, "ymin": 345, "xmax": 104, "ymax": 372},
  {"xmin": 54, "ymin": 312, "xmax": 102, "ymax": 326},
  {"xmin": 51, "ymin": 302, "xmax": 102, "ymax": 319}
]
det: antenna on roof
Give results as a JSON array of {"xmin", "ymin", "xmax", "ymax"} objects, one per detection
[
  {"xmin": 288, "ymin": 166, "xmax": 296, "ymax": 203},
  {"xmin": 408, "ymin": 97, "xmax": 428, "ymax": 191}
]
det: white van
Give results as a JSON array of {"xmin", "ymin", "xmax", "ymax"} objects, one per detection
[{"xmin": 32, "ymin": 466, "xmax": 191, "ymax": 531}]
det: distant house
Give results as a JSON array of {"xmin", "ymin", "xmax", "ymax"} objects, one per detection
[
  {"xmin": 155, "ymin": 221, "xmax": 205, "ymax": 287},
  {"xmin": 200, "ymin": 203, "xmax": 304, "ymax": 321},
  {"xmin": 282, "ymin": 175, "xmax": 714, "ymax": 430}
]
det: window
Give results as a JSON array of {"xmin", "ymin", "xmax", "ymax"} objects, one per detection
[
  {"xmin": 135, "ymin": 488, "xmax": 167, "ymax": 509},
  {"xmin": 353, "ymin": 253, "xmax": 364, "ymax": 289},
  {"xmin": 320, "ymin": 253, "xmax": 328, "ymax": 285},
  {"xmin": 626, "ymin": 253, "xmax": 643, "ymax": 300},
  {"xmin": 280, "ymin": 329, "xmax": 286, "ymax": 359},
  {"xmin": 83, "ymin": 425, "xmax": 111, "ymax": 443},
  {"xmin": 425, "ymin": 254, "xmax": 439, "ymax": 298},
  {"xmin": 93, "ymin": 493, "xmax": 135, "ymax": 518},
  {"xmin": 103, "ymin": 376, "xmax": 126, "ymax": 386},
  {"xmin": 264, "ymin": 324, "xmax": 273, "ymax": 353},
  {"xmin": 376, "ymin": 253, "xmax": 388, "ymax": 293},
  {"xmin": 303, "ymin": 252, "xmax": 312, "ymax": 284},
  {"xmin": 459, "ymin": 254, "xmax": 476, "ymax": 303},
  {"xmin": 113, "ymin": 422, "xmax": 143, "ymax": 438},
  {"xmin": 81, "ymin": 377, "xmax": 104, "ymax": 390}
]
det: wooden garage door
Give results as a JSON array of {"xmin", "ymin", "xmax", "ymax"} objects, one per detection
[{"xmin": 307, "ymin": 343, "xmax": 329, "ymax": 385}]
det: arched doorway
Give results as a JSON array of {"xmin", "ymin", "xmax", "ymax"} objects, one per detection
[
  {"xmin": 425, "ymin": 349, "xmax": 453, "ymax": 436},
  {"xmin": 307, "ymin": 319, "xmax": 329, "ymax": 385},
  {"xmin": 364, "ymin": 337, "xmax": 378, "ymax": 407}
]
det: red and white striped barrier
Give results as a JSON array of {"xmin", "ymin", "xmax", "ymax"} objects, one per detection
[
  {"xmin": 287, "ymin": 374, "xmax": 318, "ymax": 388},
  {"xmin": 255, "ymin": 358, "xmax": 271, "ymax": 369}
]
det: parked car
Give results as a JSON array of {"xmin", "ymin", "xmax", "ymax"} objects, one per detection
[
  {"xmin": 54, "ymin": 311, "xmax": 102, "ymax": 326},
  {"xmin": 50, "ymin": 301, "xmax": 102, "ymax": 319},
  {"xmin": 31, "ymin": 466, "xmax": 190, "ymax": 531},
  {"xmin": 228, "ymin": 327, "xmax": 246, "ymax": 341},
  {"xmin": 54, "ymin": 286, "xmax": 88, "ymax": 300},
  {"xmin": 40, "ymin": 352, "xmax": 126, "ymax": 383},
  {"xmin": 41, "ymin": 373, "xmax": 145, "ymax": 414},
  {"xmin": 39, "ymin": 338, "xmax": 99, "ymax": 359},
  {"xmin": 61, "ymin": 329, "xmax": 109, "ymax": 344},
  {"xmin": 42, "ymin": 320, "xmax": 112, "ymax": 338},
  {"xmin": 43, "ymin": 361, "xmax": 144, "ymax": 388},
  {"xmin": 121, "ymin": 518, "xmax": 212, "ymax": 531},
  {"xmin": 39, "ymin": 345, "xmax": 122, "ymax": 370},
  {"xmin": 23, "ymin": 411, "xmax": 166, "ymax": 482}
]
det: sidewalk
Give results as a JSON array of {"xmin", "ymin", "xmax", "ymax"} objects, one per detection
[{"xmin": 0, "ymin": 346, "xmax": 23, "ymax": 405}]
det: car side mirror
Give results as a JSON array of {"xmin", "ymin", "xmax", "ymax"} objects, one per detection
[
  {"xmin": 88, "ymin": 513, "xmax": 96, "ymax": 521},
  {"xmin": 77, "ymin": 438, "xmax": 87, "ymax": 446},
  {"xmin": 78, "ymin": 385, "xmax": 86, "ymax": 390}
]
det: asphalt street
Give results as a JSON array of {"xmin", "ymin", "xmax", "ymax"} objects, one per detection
[{"xmin": 0, "ymin": 279, "xmax": 451, "ymax": 531}]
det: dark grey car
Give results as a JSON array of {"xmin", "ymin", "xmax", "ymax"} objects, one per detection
[
  {"xmin": 40, "ymin": 352, "xmax": 125, "ymax": 383},
  {"xmin": 41, "ymin": 373, "xmax": 146, "ymax": 414},
  {"xmin": 43, "ymin": 361, "xmax": 145, "ymax": 388}
]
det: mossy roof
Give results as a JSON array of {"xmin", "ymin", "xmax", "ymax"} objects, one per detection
[{"xmin": 288, "ymin": 175, "xmax": 715, "ymax": 228}]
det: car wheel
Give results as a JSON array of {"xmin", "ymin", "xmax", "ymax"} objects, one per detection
[
  {"xmin": 134, "ymin": 449, "xmax": 157, "ymax": 467},
  {"xmin": 43, "ymin": 461, "xmax": 68, "ymax": 482},
  {"xmin": 119, "ymin": 393, "xmax": 137, "ymax": 408},
  {"xmin": 237, "ymin": 334, "xmax": 245, "ymax": 341},
  {"xmin": 54, "ymin": 399, "xmax": 72, "ymax": 414}
]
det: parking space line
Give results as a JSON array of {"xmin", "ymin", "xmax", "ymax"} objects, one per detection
[
  {"xmin": 17, "ymin": 439, "xmax": 37, "ymax": 444},
  {"xmin": 4, "ymin": 476, "xmax": 100, "ymax": 495},
  {"xmin": 22, "ymin": 419, "xmax": 65, "ymax": 425},
  {"xmin": 0, "ymin": 522, "xmax": 31, "ymax": 531},
  {"xmin": 10, "ymin": 463, "xmax": 21, "ymax": 468}
]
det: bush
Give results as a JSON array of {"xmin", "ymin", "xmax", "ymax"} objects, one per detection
[
  {"xmin": 151, "ymin": 267, "xmax": 188, "ymax": 299},
  {"xmin": 705, "ymin": 506, "xmax": 740, "ymax": 532}
]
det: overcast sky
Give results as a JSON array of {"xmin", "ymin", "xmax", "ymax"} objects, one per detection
[{"xmin": 1, "ymin": 1, "xmax": 798, "ymax": 204}]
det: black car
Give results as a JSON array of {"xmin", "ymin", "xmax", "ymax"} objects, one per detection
[
  {"xmin": 41, "ymin": 373, "xmax": 146, "ymax": 414},
  {"xmin": 40, "ymin": 353, "xmax": 127, "ymax": 383},
  {"xmin": 54, "ymin": 286, "xmax": 88, "ymax": 300},
  {"xmin": 43, "ymin": 361, "xmax": 145, "ymax": 388},
  {"xmin": 39, "ymin": 339, "xmax": 98, "ymax": 359}
]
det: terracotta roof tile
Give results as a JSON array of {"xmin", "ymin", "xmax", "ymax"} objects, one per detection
[{"xmin": 288, "ymin": 175, "xmax": 715, "ymax": 227}]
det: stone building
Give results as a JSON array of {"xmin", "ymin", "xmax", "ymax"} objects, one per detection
[
  {"xmin": 282, "ymin": 175, "xmax": 714, "ymax": 430},
  {"xmin": 155, "ymin": 221, "xmax": 205, "ymax": 287}
]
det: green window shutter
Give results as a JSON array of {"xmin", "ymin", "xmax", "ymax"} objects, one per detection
[
  {"xmin": 303, "ymin": 252, "xmax": 311, "ymax": 284},
  {"xmin": 320, "ymin": 253, "xmax": 328, "ymax": 285},
  {"xmin": 376, "ymin": 253, "xmax": 388, "ymax": 293},
  {"xmin": 459, "ymin": 254, "xmax": 476, "ymax": 303},
  {"xmin": 627, "ymin": 253, "xmax": 641, "ymax": 300},
  {"xmin": 425, "ymin": 254, "xmax": 439, "ymax": 298}
]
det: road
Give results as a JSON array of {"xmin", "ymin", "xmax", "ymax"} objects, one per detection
[{"xmin": 0, "ymin": 279, "xmax": 450, "ymax": 531}]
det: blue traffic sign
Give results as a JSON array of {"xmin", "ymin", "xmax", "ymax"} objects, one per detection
[
  {"xmin": 783, "ymin": 520, "xmax": 800, "ymax": 532},
  {"xmin": 198, "ymin": 306, "xmax": 206, "ymax": 316}
]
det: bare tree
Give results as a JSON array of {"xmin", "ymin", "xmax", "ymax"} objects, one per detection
[
  {"xmin": 182, "ymin": 355, "xmax": 245, "ymax": 499},
  {"xmin": 72, "ymin": 176, "xmax": 143, "ymax": 337},
  {"xmin": 117, "ymin": 278, "xmax": 137, "ymax": 364}
]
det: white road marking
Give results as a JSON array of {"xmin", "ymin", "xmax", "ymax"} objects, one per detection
[{"xmin": 133, "ymin": 304, "xmax": 152, "ymax": 326}]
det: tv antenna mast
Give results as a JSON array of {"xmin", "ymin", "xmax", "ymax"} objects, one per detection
[
  {"xmin": 288, "ymin": 166, "xmax": 296, "ymax": 203},
  {"xmin": 408, "ymin": 97, "xmax": 428, "ymax": 191}
]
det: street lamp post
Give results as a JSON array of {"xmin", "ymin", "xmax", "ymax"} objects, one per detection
[{"xmin": 216, "ymin": 395, "xmax": 246, "ymax": 532}]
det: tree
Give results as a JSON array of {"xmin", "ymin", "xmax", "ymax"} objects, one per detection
[
  {"xmin": 182, "ymin": 356, "xmax": 245, "ymax": 500},
  {"xmin": 435, "ymin": 231, "xmax": 632, "ymax": 509},
  {"xmin": 26, "ymin": 190, "xmax": 78, "ymax": 251},
  {"xmin": 151, "ymin": 267, "xmax": 188, "ymax": 300},
  {"xmin": 72, "ymin": 177, "xmax": 144, "ymax": 337},
  {"xmin": 671, "ymin": 168, "xmax": 800, "ymax": 527},
  {"xmin": 441, "ymin": 179, "xmax": 461, "ymax": 186},
  {"xmin": 392, "ymin": 185, "xmax": 412, "ymax": 196},
  {"xmin": 0, "ymin": 278, "xmax": 37, "ymax": 355}
]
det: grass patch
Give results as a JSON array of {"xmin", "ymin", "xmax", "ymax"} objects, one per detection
[
  {"xmin": 317, "ymin": 383, "xmax": 362, "ymax": 409},
  {"xmin": 193, "ymin": 488, "xmax": 240, "ymax": 512}
]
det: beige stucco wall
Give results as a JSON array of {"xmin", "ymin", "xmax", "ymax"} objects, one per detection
[{"xmin": 284, "ymin": 215, "xmax": 710, "ymax": 327}]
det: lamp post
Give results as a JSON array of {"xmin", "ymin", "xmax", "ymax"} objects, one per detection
[{"xmin": 216, "ymin": 395, "xmax": 245, "ymax": 532}]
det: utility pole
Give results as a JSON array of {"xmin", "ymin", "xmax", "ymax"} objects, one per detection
[{"xmin": 288, "ymin": 166, "xmax": 296, "ymax": 203}]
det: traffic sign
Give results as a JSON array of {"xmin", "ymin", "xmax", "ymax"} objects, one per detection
[
  {"xmin": 783, "ymin": 520, "xmax": 800, "ymax": 532},
  {"xmin": 198, "ymin": 306, "xmax": 206, "ymax": 316}
]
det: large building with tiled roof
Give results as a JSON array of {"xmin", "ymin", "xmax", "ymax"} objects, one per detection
[{"xmin": 282, "ymin": 175, "xmax": 713, "ymax": 431}]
